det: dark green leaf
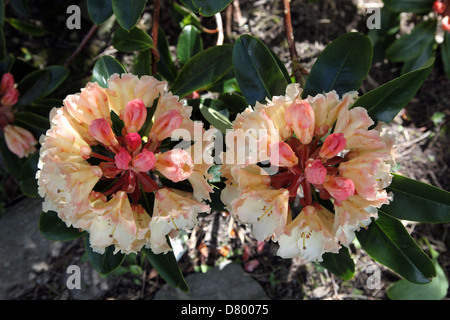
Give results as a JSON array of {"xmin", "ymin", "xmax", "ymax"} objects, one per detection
[
  {"xmin": 0, "ymin": 53, "xmax": 14, "ymax": 75},
  {"xmin": 16, "ymin": 69, "xmax": 50, "ymax": 106},
  {"xmin": 0, "ymin": 135, "xmax": 25, "ymax": 177},
  {"xmin": 198, "ymin": 99, "xmax": 233, "ymax": 133},
  {"xmin": 7, "ymin": 18, "xmax": 46, "ymax": 36},
  {"xmin": 113, "ymin": 26, "xmax": 154, "ymax": 52},
  {"xmin": 368, "ymin": 7, "xmax": 400, "ymax": 63},
  {"xmin": 320, "ymin": 247, "xmax": 355, "ymax": 281},
  {"xmin": 357, "ymin": 212, "xmax": 436, "ymax": 284},
  {"xmin": 382, "ymin": 174, "xmax": 450, "ymax": 223},
  {"xmin": 29, "ymin": 98, "xmax": 63, "ymax": 110},
  {"xmin": 92, "ymin": 55, "xmax": 127, "ymax": 88},
  {"xmin": 170, "ymin": 44, "xmax": 233, "ymax": 98},
  {"xmin": 85, "ymin": 237, "xmax": 125, "ymax": 274},
  {"xmin": 354, "ymin": 56, "xmax": 434, "ymax": 123},
  {"xmin": 142, "ymin": 247, "xmax": 189, "ymax": 292},
  {"xmin": 386, "ymin": 19, "xmax": 436, "ymax": 63},
  {"xmin": 217, "ymin": 92, "xmax": 248, "ymax": 114},
  {"xmin": 87, "ymin": 0, "xmax": 113, "ymax": 25},
  {"xmin": 441, "ymin": 31, "xmax": 450, "ymax": 77},
  {"xmin": 133, "ymin": 49, "xmax": 152, "ymax": 77},
  {"xmin": 40, "ymin": 65, "xmax": 69, "ymax": 98},
  {"xmin": 0, "ymin": 0, "xmax": 4, "ymax": 27},
  {"xmin": 191, "ymin": 0, "xmax": 233, "ymax": 16},
  {"xmin": 383, "ymin": 0, "xmax": 435, "ymax": 14},
  {"xmin": 157, "ymin": 27, "xmax": 178, "ymax": 83},
  {"xmin": 233, "ymin": 34, "xmax": 289, "ymax": 106},
  {"xmin": 179, "ymin": 0, "xmax": 198, "ymax": 13},
  {"xmin": 177, "ymin": 25, "xmax": 203, "ymax": 65},
  {"xmin": 39, "ymin": 211, "xmax": 86, "ymax": 241},
  {"xmin": 14, "ymin": 111, "xmax": 49, "ymax": 131},
  {"xmin": 269, "ymin": 48, "xmax": 292, "ymax": 84},
  {"xmin": 19, "ymin": 152, "xmax": 39, "ymax": 197},
  {"xmin": 302, "ymin": 32, "xmax": 372, "ymax": 98},
  {"xmin": 9, "ymin": 0, "xmax": 30, "ymax": 17},
  {"xmin": 0, "ymin": 27, "xmax": 6, "ymax": 61},
  {"xmin": 111, "ymin": 0, "xmax": 146, "ymax": 31}
]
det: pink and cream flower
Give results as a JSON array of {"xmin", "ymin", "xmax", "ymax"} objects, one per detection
[
  {"xmin": 37, "ymin": 73, "xmax": 212, "ymax": 254},
  {"xmin": 222, "ymin": 84, "xmax": 395, "ymax": 262}
]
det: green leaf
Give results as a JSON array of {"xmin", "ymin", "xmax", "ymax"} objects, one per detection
[
  {"xmin": 87, "ymin": 0, "xmax": 113, "ymax": 25},
  {"xmin": 39, "ymin": 211, "xmax": 86, "ymax": 241},
  {"xmin": 157, "ymin": 27, "xmax": 178, "ymax": 83},
  {"xmin": 382, "ymin": 174, "xmax": 450, "ymax": 223},
  {"xmin": 0, "ymin": 53, "xmax": 14, "ymax": 75},
  {"xmin": 302, "ymin": 32, "xmax": 372, "ymax": 98},
  {"xmin": 354, "ymin": 56, "xmax": 434, "ymax": 124},
  {"xmin": 0, "ymin": 135, "xmax": 25, "ymax": 177},
  {"xmin": 191, "ymin": 0, "xmax": 233, "ymax": 16},
  {"xmin": 142, "ymin": 247, "xmax": 189, "ymax": 292},
  {"xmin": 0, "ymin": 27, "xmax": 6, "ymax": 61},
  {"xmin": 0, "ymin": 0, "xmax": 4, "ymax": 27},
  {"xmin": 19, "ymin": 152, "xmax": 39, "ymax": 197},
  {"xmin": 368, "ymin": 6, "xmax": 400, "ymax": 63},
  {"xmin": 400, "ymin": 39, "xmax": 435, "ymax": 74},
  {"xmin": 40, "ymin": 65, "xmax": 69, "ymax": 98},
  {"xmin": 383, "ymin": 0, "xmax": 435, "ymax": 14},
  {"xmin": 177, "ymin": 25, "xmax": 203, "ymax": 65},
  {"xmin": 233, "ymin": 34, "xmax": 289, "ymax": 106},
  {"xmin": 198, "ymin": 99, "xmax": 233, "ymax": 133},
  {"xmin": 9, "ymin": 0, "xmax": 30, "ymax": 17},
  {"xmin": 112, "ymin": 26, "xmax": 154, "ymax": 52},
  {"xmin": 386, "ymin": 248, "xmax": 448, "ymax": 300},
  {"xmin": 7, "ymin": 18, "xmax": 46, "ymax": 36},
  {"xmin": 15, "ymin": 69, "xmax": 50, "ymax": 106},
  {"xmin": 320, "ymin": 247, "xmax": 355, "ymax": 281},
  {"xmin": 217, "ymin": 92, "xmax": 248, "ymax": 114},
  {"xmin": 111, "ymin": 0, "xmax": 146, "ymax": 31},
  {"xmin": 85, "ymin": 237, "xmax": 125, "ymax": 274},
  {"xmin": 356, "ymin": 212, "xmax": 436, "ymax": 284},
  {"xmin": 170, "ymin": 44, "xmax": 233, "ymax": 98},
  {"xmin": 133, "ymin": 49, "xmax": 152, "ymax": 77},
  {"xmin": 92, "ymin": 55, "xmax": 127, "ymax": 88},
  {"xmin": 386, "ymin": 19, "xmax": 436, "ymax": 63},
  {"xmin": 441, "ymin": 31, "xmax": 450, "ymax": 77},
  {"xmin": 14, "ymin": 111, "xmax": 49, "ymax": 131}
]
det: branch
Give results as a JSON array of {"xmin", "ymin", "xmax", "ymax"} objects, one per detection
[
  {"xmin": 64, "ymin": 24, "xmax": 98, "ymax": 68},
  {"xmin": 151, "ymin": 0, "xmax": 161, "ymax": 75}
]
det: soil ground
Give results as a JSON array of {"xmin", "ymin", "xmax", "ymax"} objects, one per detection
[{"xmin": 0, "ymin": 0, "xmax": 449, "ymax": 300}]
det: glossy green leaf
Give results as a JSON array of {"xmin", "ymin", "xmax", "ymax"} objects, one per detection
[
  {"xmin": 7, "ymin": 18, "xmax": 46, "ymax": 36},
  {"xmin": 19, "ymin": 152, "xmax": 39, "ymax": 197},
  {"xmin": 111, "ymin": 0, "xmax": 146, "ymax": 31},
  {"xmin": 170, "ymin": 44, "xmax": 233, "ymax": 98},
  {"xmin": 354, "ymin": 56, "xmax": 434, "ymax": 124},
  {"xmin": 15, "ymin": 69, "xmax": 50, "ymax": 106},
  {"xmin": 441, "ymin": 31, "xmax": 450, "ymax": 77},
  {"xmin": 218, "ymin": 92, "xmax": 248, "ymax": 114},
  {"xmin": 85, "ymin": 237, "xmax": 125, "ymax": 274},
  {"xmin": 113, "ymin": 26, "xmax": 154, "ymax": 52},
  {"xmin": 92, "ymin": 55, "xmax": 127, "ymax": 88},
  {"xmin": 302, "ymin": 32, "xmax": 372, "ymax": 98},
  {"xmin": 157, "ymin": 27, "xmax": 178, "ymax": 83},
  {"xmin": 357, "ymin": 212, "xmax": 436, "ymax": 284},
  {"xmin": 191, "ymin": 0, "xmax": 233, "ymax": 16},
  {"xmin": 87, "ymin": 0, "xmax": 113, "ymax": 25},
  {"xmin": 233, "ymin": 34, "xmax": 289, "ymax": 106},
  {"xmin": 386, "ymin": 249, "xmax": 448, "ymax": 300},
  {"xmin": 384, "ymin": 0, "xmax": 435, "ymax": 14},
  {"xmin": 142, "ymin": 247, "xmax": 189, "ymax": 292},
  {"xmin": 14, "ymin": 111, "xmax": 49, "ymax": 131},
  {"xmin": 400, "ymin": 39, "xmax": 435, "ymax": 74},
  {"xmin": 179, "ymin": 0, "xmax": 198, "ymax": 13},
  {"xmin": 386, "ymin": 19, "xmax": 436, "ymax": 63},
  {"xmin": 382, "ymin": 174, "xmax": 450, "ymax": 223},
  {"xmin": 133, "ymin": 49, "xmax": 152, "ymax": 77},
  {"xmin": 320, "ymin": 247, "xmax": 355, "ymax": 281},
  {"xmin": 39, "ymin": 211, "xmax": 86, "ymax": 241},
  {"xmin": 198, "ymin": 99, "xmax": 233, "ymax": 133},
  {"xmin": 177, "ymin": 25, "xmax": 203, "ymax": 65}
]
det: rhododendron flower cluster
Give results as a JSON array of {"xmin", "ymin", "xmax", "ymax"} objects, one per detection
[
  {"xmin": 433, "ymin": 0, "xmax": 450, "ymax": 31},
  {"xmin": 221, "ymin": 84, "xmax": 395, "ymax": 262},
  {"xmin": 0, "ymin": 73, "xmax": 37, "ymax": 158},
  {"xmin": 36, "ymin": 74, "xmax": 213, "ymax": 255}
]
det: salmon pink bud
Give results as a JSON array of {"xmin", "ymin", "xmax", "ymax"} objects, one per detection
[
  {"xmin": 323, "ymin": 176, "xmax": 355, "ymax": 202},
  {"xmin": 122, "ymin": 98, "xmax": 147, "ymax": 133},
  {"xmin": 443, "ymin": 16, "xmax": 450, "ymax": 32},
  {"xmin": 115, "ymin": 147, "xmax": 132, "ymax": 170},
  {"xmin": 1, "ymin": 88, "xmax": 19, "ymax": 106},
  {"xmin": 0, "ymin": 73, "xmax": 15, "ymax": 93},
  {"xmin": 149, "ymin": 109, "xmax": 183, "ymax": 141},
  {"xmin": 99, "ymin": 161, "xmax": 122, "ymax": 179},
  {"xmin": 132, "ymin": 149, "xmax": 156, "ymax": 172},
  {"xmin": 155, "ymin": 149, "xmax": 193, "ymax": 182},
  {"xmin": 126, "ymin": 132, "xmax": 142, "ymax": 152},
  {"xmin": 3, "ymin": 125, "xmax": 37, "ymax": 158},
  {"xmin": 89, "ymin": 118, "xmax": 119, "ymax": 148},
  {"xmin": 285, "ymin": 100, "xmax": 315, "ymax": 145},
  {"xmin": 319, "ymin": 133, "xmax": 346, "ymax": 159},
  {"xmin": 433, "ymin": 1, "xmax": 446, "ymax": 14},
  {"xmin": 269, "ymin": 141, "xmax": 298, "ymax": 167},
  {"xmin": 305, "ymin": 159, "xmax": 327, "ymax": 185}
]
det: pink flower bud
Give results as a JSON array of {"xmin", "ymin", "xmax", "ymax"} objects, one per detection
[
  {"xmin": 125, "ymin": 132, "xmax": 142, "ymax": 153},
  {"xmin": 319, "ymin": 133, "xmax": 346, "ymax": 159},
  {"xmin": 0, "ymin": 73, "xmax": 15, "ymax": 93},
  {"xmin": 1, "ymin": 88, "xmax": 19, "ymax": 106},
  {"xmin": 132, "ymin": 149, "xmax": 156, "ymax": 172},
  {"xmin": 305, "ymin": 159, "xmax": 327, "ymax": 185},
  {"xmin": 89, "ymin": 118, "xmax": 119, "ymax": 148},
  {"xmin": 3, "ymin": 125, "xmax": 37, "ymax": 158},
  {"xmin": 269, "ymin": 141, "xmax": 298, "ymax": 167},
  {"xmin": 149, "ymin": 109, "xmax": 183, "ymax": 141},
  {"xmin": 323, "ymin": 176, "xmax": 355, "ymax": 202},
  {"xmin": 285, "ymin": 100, "xmax": 315, "ymax": 145},
  {"xmin": 115, "ymin": 147, "xmax": 132, "ymax": 170},
  {"xmin": 122, "ymin": 98, "xmax": 147, "ymax": 134},
  {"xmin": 433, "ymin": 1, "xmax": 446, "ymax": 14},
  {"xmin": 155, "ymin": 149, "xmax": 193, "ymax": 182}
]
